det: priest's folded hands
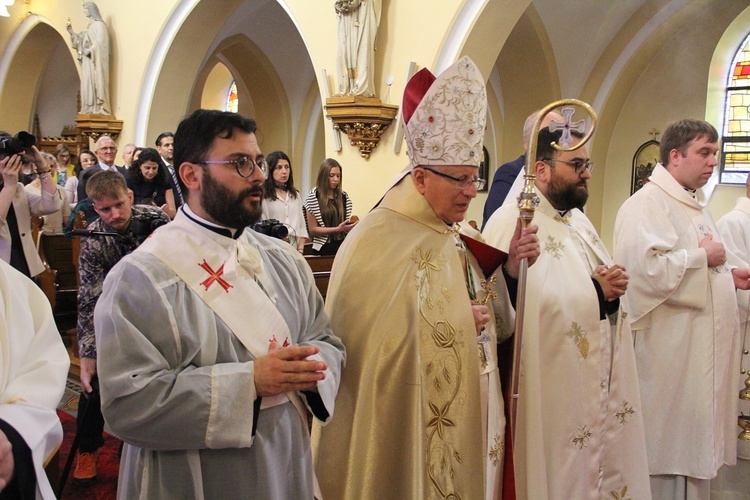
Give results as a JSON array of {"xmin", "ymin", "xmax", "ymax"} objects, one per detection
[
  {"xmin": 253, "ymin": 341, "xmax": 328, "ymax": 396},
  {"xmin": 592, "ymin": 264, "xmax": 628, "ymax": 301}
]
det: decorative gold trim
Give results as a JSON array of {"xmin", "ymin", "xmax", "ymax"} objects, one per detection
[
  {"xmin": 325, "ymin": 96, "xmax": 399, "ymax": 159},
  {"xmin": 75, "ymin": 113, "xmax": 124, "ymax": 142}
]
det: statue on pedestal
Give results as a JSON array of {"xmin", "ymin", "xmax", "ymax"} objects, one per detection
[
  {"xmin": 335, "ymin": 0, "xmax": 381, "ymax": 97},
  {"xmin": 67, "ymin": 2, "xmax": 111, "ymax": 115}
]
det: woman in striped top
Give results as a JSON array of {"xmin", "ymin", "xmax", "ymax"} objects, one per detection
[{"xmin": 304, "ymin": 158, "xmax": 356, "ymax": 255}]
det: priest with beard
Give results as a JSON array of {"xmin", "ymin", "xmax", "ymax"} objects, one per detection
[
  {"xmin": 93, "ymin": 109, "xmax": 345, "ymax": 499},
  {"xmin": 483, "ymin": 127, "xmax": 651, "ymax": 499}
]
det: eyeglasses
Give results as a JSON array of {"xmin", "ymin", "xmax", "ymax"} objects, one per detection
[
  {"xmin": 423, "ymin": 167, "xmax": 486, "ymax": 190},
  {"xmin": 201, "ymin": 155, "xmax": 267, "ymax": 178},
  {"xmin": 98, "ymin": 147, "xmax": 117, "ymax": 152},
  {"xmin": 543, "ymin": 158, "xmax": 594, "ymax": 175}
]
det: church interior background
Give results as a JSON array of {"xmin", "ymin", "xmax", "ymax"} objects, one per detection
[
  {"xmin": 1, "ymin": 0, "xmax": 749, "ymax": 249},
  {"xmin": 3, "ymin": 1, "xmax": 750, "ymax": 496}
]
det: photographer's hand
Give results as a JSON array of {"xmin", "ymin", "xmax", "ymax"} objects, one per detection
[
  {"xmin": 79, "ymin": 356, "xmax": 97, "ymax": 394},
  {"xmin": 0, "ymin": 156, "xmax": 20, "ymax": 222}
]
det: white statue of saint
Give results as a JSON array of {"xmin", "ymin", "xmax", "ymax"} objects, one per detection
[
  {"xmin": 67, "ymin": 2, "xmax": 111, "ymax": 115},
  {"xmin": 335, "ymin": 0, "xmax": 381, "ymax": 97}
]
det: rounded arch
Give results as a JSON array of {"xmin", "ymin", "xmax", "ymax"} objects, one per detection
[{"xmin": 0, "ymin": 15, "xmax": 78, "ymax": 133}]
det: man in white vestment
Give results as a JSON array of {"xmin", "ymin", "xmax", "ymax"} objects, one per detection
[
  {"xmin": 614, "ymin": 118, "xmax": 750, "ymax": 500},
  {"xmin": 0, "ymin": 258, "xmax": 69, "ymax": 499},
  {"xmin": 94, "ymin": 109, "xmax": 345, "ymax": 499},
  {"xmin": 313, "ymin": 56, "xmax": 540, "ymax": 500},
  {"xmin": 711, "ymin": 169, "xmax": 750, "ymax": 498},
  {"xmin": 484, "ymin": 126, "xmax": 652, "ymax": 499}
]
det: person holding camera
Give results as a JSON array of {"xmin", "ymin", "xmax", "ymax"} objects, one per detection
[
  {"xmin": 261, "ymin": 151, "xmax": 308, "ymax": 253},
  {"xmin": 73, "ymin": 170, "xmax": 169, "ymax": 485},
  {"xmin": 0, "ymin": 131, "xmax": 63, "ymax": 277}
]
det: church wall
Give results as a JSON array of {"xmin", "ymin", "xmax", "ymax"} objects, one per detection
[{"xmin": 598, "ymin": 0, "xmax": 748, "ymax": 249}]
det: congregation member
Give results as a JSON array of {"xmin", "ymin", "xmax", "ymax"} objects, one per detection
[
  {"xmin": 313, "ymin": 56, "xmax": 539, "ymax": 499},
  {"xmin": 74, "ymin": 170, "xmax": 170, "ymax": 485},
  {"xmin": 614, "ymin": 118, "xmax": 750, "ymax": 499},
  {"xmin": 0, "ymin": 258, "xmax": 69, "ymax": 499},
  {"xmin": 0, "ymin": 134, "xmax": 62, "ymax": 277},
  {"xmin": 64, "ymin": 149, "xmax": 96, "ymax": 207},
  {"xmin": 481, "ymin": 109, "xmax": 562, "ymax": 229},
  {"xmin": 76, "ymin": 135, "xmax": 125, "ymax": 202},
  {"xmin": 126, "ymin": 147, "xmax": 176, "ymax": 218},
  {"xmin": 24, "ymin": 152, "xmax": 70, "ymax": 235},
  {"xmin": 304, "ymin": 158, "xmax": 356, "ymax": 255},
  {"xmin": 715, "ymin": 174, "xmax": 750, "ymax": 496},
  {"xmin": 52, "ymin": 143, "xmax": 75, "ymax": 186},
  {"xmin": 156, "ymin": 131, "xmax": 183, "ymax": 207},
  {"xmin": 95, "ymin": 109, "xmax": 344, "ymax": 498},
  {"xmin": 484, "ymin": 126, "xmax": 651, "ymax": 498},
  {"xmin": 121, "ymin": 142, "xmax": 136, "ymax": 168},
  {"xmin": 261, "ymin": 150, "xmax": 309, "ymax": 253}
]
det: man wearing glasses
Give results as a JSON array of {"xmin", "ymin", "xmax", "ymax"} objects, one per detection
[
  {"xmin": 313, "ymin": 57, "xmax": 539, "ymax": 499},
  {"xmin": 93, "ymin": 109, "xmax": 345, "ymax": 498},
  {"xmin": 483, "ymin": 127, "xmax": 651, "ymax": 498}
]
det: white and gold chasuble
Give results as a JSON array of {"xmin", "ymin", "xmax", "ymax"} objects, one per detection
[
  {"xmin": 484, "ymin": 193, "xmax": 651, "ymax": 499},
  {"xmin": 312, "ymin": 176, "xmax": 510, "ymax": 500},
  {"xmin": 615, "ymin": 163, "xmax": 740, "ymax": 480}
]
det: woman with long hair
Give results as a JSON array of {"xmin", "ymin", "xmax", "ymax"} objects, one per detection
[
  {"xmin": 53, "ymin": 143, "xmax": 76, "ymax": 186},
  {"xmin": 303, "ymin": 158, "xmax": 356, "ymax": 255},
  {"xmin": 261, "ymin": 151, "xmax": 309, "ymax": 253},
  {"xmin": 64, "ymin": 149, "xmax": 97, "ymax": 207},
  {"xmin": 126, "ymin": 147, "xmax": 176, "ymax": 218}
]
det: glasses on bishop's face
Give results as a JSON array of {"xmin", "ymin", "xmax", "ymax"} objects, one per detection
[
  {"xmin": 544, "ymin": 158, "xmax": 594, "ymax": 175},
  {"xmin": 201, "ymin": 155, "xmax": 268, "ymax": 178},
  {"xmin": 423, "ymin": 167, "xmax": 486, "ymax": 190}
]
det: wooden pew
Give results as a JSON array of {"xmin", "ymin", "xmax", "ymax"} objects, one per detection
[{"xmin": 304, "ymin": 254, "xmax": 335, "ymax": 299}]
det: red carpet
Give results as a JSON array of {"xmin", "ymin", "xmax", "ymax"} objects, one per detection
[{"xmin": 56, "ymin": 410, "xmax": 120, "ymax": 499}]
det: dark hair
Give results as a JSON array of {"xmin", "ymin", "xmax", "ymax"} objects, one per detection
[
  {"xmin": 128, "ymin": 147, "xmax": 169, "ymax": 186},
  {"xmin": 74, "ymin": 149, "xmax": 96, "ymax": 176},
  {"xmin": 262, "ymin": 151, "xmax": 298, "ymax": 200},
  {"xmin": 535, "ymin": 127, "xmax": 585, "ymax": 162},
  {"xmin": 659, "ymin": 119, "xmax": 719, "ymax": 166},
  {"xmin": 174, "ymin": 109, "xmax": 258, "ymax": 198},
  {"xmin": 155, "ymin": 131, "xmax": 174, "ymax": 148},
  {"xmin": 315, "ymin": 158, "xmax": 345, "ymax": 229}
]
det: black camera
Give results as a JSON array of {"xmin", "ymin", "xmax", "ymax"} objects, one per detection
[
  {"xmin": 252, "ymin": 219, "xmax": 288, "ymax": 240},
  {"xmin": 131, "ymin": 209, "xmax": 168, "ymax": 238},
  {"xmin": 0, "ymin": 131, "xmax": 36, "ymax": 158}
]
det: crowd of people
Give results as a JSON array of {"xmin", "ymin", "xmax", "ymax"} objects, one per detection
[{"xmin": 2, "ymin": 55, "xmax": 749, "ymax": 500}]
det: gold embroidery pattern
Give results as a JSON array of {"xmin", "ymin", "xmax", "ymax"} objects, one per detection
[
  {"xmin": 617, "ymin": 310, "xmax": 628, "ymax": 342},
  {"xmin": 415, "ymin": 246, "xmax": 465, "ymax": 500},
  {"xmin": 545, "ymin": 235, "xmax": 565, "ymax": 259},
  {"xmin": 610, "ymin": 485, "xmax": 631, "ymax": 499},
  {"xmin": 615, "ymin": 401, "xmax": 635, "ymax": 424},
  {"xmin": 554, "ymin": 214, "xmax": 572, "ymax": 225},
  {"xmin": 488, "ymin": 434, "xmax": 504, "ymax": 466},
  {"xmin": 565, "ymin": 321, "xmax": 590, "ymax": 359},
  {"xmin": 587, "ymin": 229, "xmax": 601, "ymax": 248},
  {"xmin": 572, "ymin": 425, "xmax": 592, "ymax": 449}
]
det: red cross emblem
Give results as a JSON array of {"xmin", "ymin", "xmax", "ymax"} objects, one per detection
[
  {"xmin": 269, "ymin": 335, "xmax": 290, "ymax": 347},
  {"xmin": 198, "ymin": 259, "xmax": 233, "ymax": 292}
]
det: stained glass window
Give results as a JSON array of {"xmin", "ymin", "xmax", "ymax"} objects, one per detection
[
  {"xmin": 721, "ymin": 33, "xmax": 750, "ymax": 183},
  {"xmin": 226, "ymin": 82, "xmax": 238, "ymax": 113}
]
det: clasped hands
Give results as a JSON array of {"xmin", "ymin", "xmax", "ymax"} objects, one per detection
[
  {"xmin": 254, "ymin": 342, "xmax": 327, "ymax": 397},
  {"xmin": 592, "ymin": 264, "xmax": 628, "ymax": 301}
]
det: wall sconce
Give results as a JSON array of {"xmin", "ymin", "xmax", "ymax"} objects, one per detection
[{"xmin": 325, "ymin": 95, "xmax": 399, "ymax": 159}]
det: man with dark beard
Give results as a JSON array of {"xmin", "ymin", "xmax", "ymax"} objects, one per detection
[
  {"xmin": 483, "ymin": 127, "xmax": 651, "ymax": 498},
  {"xmin": 92, "ymin": 109, "xmax": 345, "ymax": 499}
]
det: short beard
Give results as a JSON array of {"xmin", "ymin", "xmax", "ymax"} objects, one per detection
[
  {"xmin": 546, "ymin": 170, "xmax": 588, "ymax": 211},
  {"xmin": 200, "ymin": 168, "xmax": 262, "ymax": 229}
]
